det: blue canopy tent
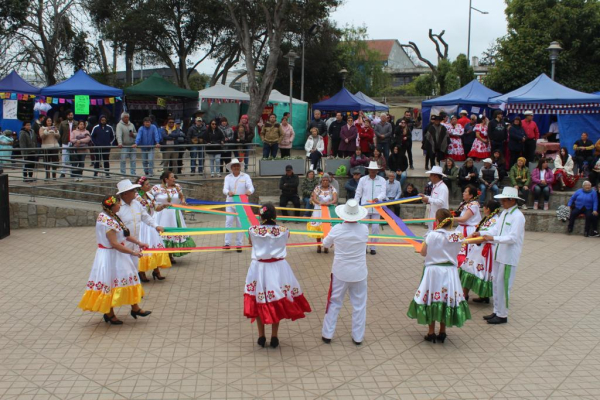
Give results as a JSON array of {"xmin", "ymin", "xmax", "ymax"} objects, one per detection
[
  {"xmin": 489, "ymin": 74, "xmax": 600, "ymax": 155},
  {"xmin": 421, "ymin": 79, "xmax": 500, "ymax": 131},
  {"xmin": 40, "ymin": 70, "xmax": 123, "ymax": 122},
  {"xmin": 354, "ymin": 91, "xmax": 389, "ymax": 111},
  {"xmin": 0, "ymin": 71, "xmax": 41, "ymax": 133},
  {"xmin": 312, "ymin": 88, "xmax": 375, "ymax": 112}
]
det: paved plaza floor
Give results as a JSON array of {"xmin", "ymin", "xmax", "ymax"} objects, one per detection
[{"xmin": 1, "ymin": 219, "xmax": 600, "ymax": 399}]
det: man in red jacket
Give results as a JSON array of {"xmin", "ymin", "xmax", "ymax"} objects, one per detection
[{"xmin": 521, "ymin": 110, "xmax": 539, "ymax": 163}]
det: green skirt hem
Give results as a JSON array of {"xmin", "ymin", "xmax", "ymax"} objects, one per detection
[
  {"xmin": 460, "ymin": 270, "xmax": 493, "ymax": 298},
  {"xmin": 407, "ymin": 300, "xmax": 471, "ymax": 328},
  {"xmin": 164, "ymin": 238, "xmax": 196, "ymax": 257}
]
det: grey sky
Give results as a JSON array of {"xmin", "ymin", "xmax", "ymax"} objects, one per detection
[{"xmin": 330, "ymin": 0, "xmax": 508, "ymax": 63}]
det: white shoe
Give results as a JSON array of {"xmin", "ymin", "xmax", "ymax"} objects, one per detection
[
  {"xmin": 521, "ymin": 204, "xmax": 528, "ymax": 210},
  {"xmin": 211, "ymin": 173, "xmax": 214, "ymax": 178},
  {"xmin": 310, "ymin": 164, "xmax": 314, "ymax": 170}
]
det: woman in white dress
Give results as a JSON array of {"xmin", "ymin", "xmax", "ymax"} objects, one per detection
[
  {"xmin": 306, "ymin": 173, "xmax": 338, "ymax": 253},
  {"xmin": 244, "ymin": 203, "xmax": 312, "ymax": 348},
  {"xmin": 407, "ymin": 209, "xmax": 471, "ymax": 343},
  {"xmin": 461, "ymin": 199, "xmax": 501, "ymax": 303},
  {"xmin": 151, "ymin": 170, "xmax": 196, "ymax": 262},
  {"xmin": 136, "ymin": 176, "xmax": 172, "ymax": 281},
  {"xmin": 78, "ymin": 196, "xmax": 152, "ymax": 325},
  {"xmin": 453, "ymin": 184, "xmax": 482, "ymax": 269}
]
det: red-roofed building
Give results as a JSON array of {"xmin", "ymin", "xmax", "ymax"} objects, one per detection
[{"xmin": 364, "ymin": 39, "xmax": 429, "ymax": 87}]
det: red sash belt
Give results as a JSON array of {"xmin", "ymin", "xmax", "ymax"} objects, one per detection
[
  {"xmin": 258, "ymin": 258, "xmax": 284, "ymax": 263},
  {"xmin": 98, "ymin": 244, "xmax": 112, "ymax": 249},
  {"xmin": 481, "ymin": 243, "xmax": 493, "ymax": 273}
]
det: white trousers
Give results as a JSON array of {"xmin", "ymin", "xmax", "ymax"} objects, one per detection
[
  {"xmin": 492, "ymin": 262, "xmax": 516, "ymax": 318},
  {"xmin": 366, "ymin": 214, "xmax": 380, "ymax": 250},
  {"xmin": 61, "ymin": 144, "xmax": 70, "ymax": 175},
  {"xmin": 322, "ymin": 275, "xmax": 367, "ymax": 342},
  {"xmin": 225, "ymin": 206, "xmax": 243, "ymax": 246}
]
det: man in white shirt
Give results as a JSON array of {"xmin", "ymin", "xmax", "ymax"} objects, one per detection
[
  {"xmin": 322, "ymin": 200, "xmax": 369, "ymax": 345},
  {"xmin": 223, "ymin": 158, "xmax": 255, "ymax": 251},
  {"xmin": 385, "ymin": 172, "xmax": 401, "ymax": 216},
  {"xmin": 474, "ymin": 187, "xmax": 525, "ymax": 325},
  {"xmin": 355, "ymin": 161, "xmax": 387, "ymax": 255},
  {"xmin": 419, "ymin": 166, "xmax": 449, "ymax": 231}
]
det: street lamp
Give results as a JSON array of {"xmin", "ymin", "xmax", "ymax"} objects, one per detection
[
  {"xmin": 546, "ymin": 41, "xmax": 563, "ymax": 80},
  {"xmin": 339, "ymin": 68, "xmax": 348, "ymax": 89},
  {"xmin": 467, "ymin": 0, "xmax": 488, "ymax": 64},
  {"xmin": 300, "ymin": 23, "xmax": 318, "ymax": 102},
  {"xmin": 284, "ymin": 50, "xmax": 299, "ymax": 122}
]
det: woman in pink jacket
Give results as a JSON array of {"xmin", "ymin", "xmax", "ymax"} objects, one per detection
[
  {"xmin": 70, "ymin": 120, "xmax": 92, "ymax": 180},
  {"xmin": 278, "ymin": 116, "xmax": 295, "ymax": 158},
  {"xmin": 531, "ymin": 158, "xmax": 555, "ymax": 210}
]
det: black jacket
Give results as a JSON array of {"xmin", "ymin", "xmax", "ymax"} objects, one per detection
[
  {"xmin": 489, "ymin": 119, "xmax": 507, "ymax": 143},
  {"xmin": 459, "ymin": 164, "xmax": 479, "ymax": 187},
  {"xmin": 205, "ymin": 127, "xmax": 224, "ymax": 146},
  {"xmin": 309, "ymin": 119, "xmax": 327, "ymax": 137},
  {"xmin": 328, "ymin": 120, "xmax": 345, "ymax": 141},
  {"xmin": 279, "ymin": 173, "xmax": 299, "ymax": 196},
  {"xmin": 388, "ymin": 152, "xmax": 408, "ymax": 172},
  {"xmin": 508, "ymin": 125, "xmax": 526, "ymax": 152},
  {"xmin": 186, "ymin": 124, "xmax": 206, "ymax": 144},
  {"xmin": 462, "ymin": 123, "xmax": 477, "ymax": 148}
]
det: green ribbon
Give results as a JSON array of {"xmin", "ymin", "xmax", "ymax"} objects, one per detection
[{"xmin": 504, "ymin": 264, "xmax": 512, "ymax": 309}]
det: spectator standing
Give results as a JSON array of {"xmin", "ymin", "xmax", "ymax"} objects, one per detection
[
  {"xmin": 419, "ymin": 166, "xmax": 449, "ymax": 231},
  {"xmin": 0, "ymin": 129, "xmax": 14, "ymax": 166},
  {"xmin": 458, "ymin": 158, "xmax": 479, "ymax": 191},
  {"xmin": 573, "ymin": 132, "xmax": 595, "ymax": 176},
  {"xmin": 300, "ymin": 170, "xmax": 319, "ymax": 216},
  {"xmin": 462, "ymin": 114, "xmax": 478, "ymax": 157},
  {"xmin": 491, "ymin": 149, "xmax": 507, "ymax": 183},
  {"xmin": 388, "ymin": 145, "xmax": 408, "ymax": 188},
  {"xmin": 442, "ymin": 158, "xmax": 460, "ymax": 199},
  {"xmin": 186, "ymin": 117, "xmax": 206, "ymax": 175},
  {"xmin": 115, "ymin": 112, "xmax": 137, "ymax": 176},
  {"xmin": 531, "ymin": 158, "xmax": 555, "ymax": 210},
  {"xmin": 135, "ymin": 117, "xmax": 161, "ymax": 176},
  {"xmin": 305, "ymin": 127, "xmax": 324, "ymax": 170},
  {"xmin": 488, "ymin": 110, "xmax": 507, "ymax": 154},
  {"xmin": 468, "ymin": 115, "xmax": 491, "ymax": 160},
  {"xmin": 350, "ymin": 147, "xmax": 369, "ymax": 175},
  {"xmin": 279, "ymin": 165, "xmax": 301, "ymax": 218},
  {"xmin": 508, "ymin": 116, "xmax": 526, "ymax": 167},
  {"xmin": 567, "ymin": 181, "xmax": 598, "ymax": 236},
  {"xmin": 328, "ymin": 112, "xmax": 345, "ymax": 157},
  {"xmin": 553, "ymin": 147, "xmax": 578, "ymax": 190},
  {"xmin": 355, "ymin": 162, "xmax": 387, "ymax": 254},
  {"xmin": 385, "ymin": 172, "xmax": 402, "ymax": 216},
  {"xmin": 39, "ymin": 117, "xmax": 60, "ymax": 180},
  {"xmin": 260, "ymin": 113, "xmax": 282, "ymax": 159},
  {"xmin": 509, "ymin": 157, "xmax": 531, "ymax": 209},
  {"xmin": 397, "ymin": 115, "xmax": 414, "ymax": 169},
  {"xmin": 457, "ymin": 110, "xmax": 470, "ymax": 127},
  {"xmin": 338, "ymin": 115, "xmax": 358, "ymax": 157},
  {"xmin": 373, "ymin": 113, "xmax": 393, "ymax": 164},
  {"xmin": 219, "ymin": 117, "xmax": 236, "ymax": 173},
  {"xmin": 91, "ymin": 115, "xmax": 115, "ymax": 178},
  {"xmin": 521, "ymin": 111, "xmax": 539, "ymax": 163},
  {"xmin": 205, "ymin": 120, "xmax": 224, "ymax": 178},
  {"xmin": 19, "ymin": 121, "xmax": 37, "ymax": 182},
  {"xmin": 309, "ymin": 110, "xmax": 328, "ymax": 155},
  {"xmin": 70, "ymin": 120, "xmax": 91, "ymax": 180},
  {"xmin": 479, "ymin": 158, "xmax": 499, "ymax": 201},
  {"xmin": 278, "ymin": 116, "xmax": 295, "ymax": 158},
  {"xmin": 357, "ymin": 119, "xmax": 375, "ymax": 157},
  {"xmin": 160, "ymin": 118, "xmax": 183, "ymax": 174},
  {"xmin": 423, "ymin": 115, "xmax": 448, "ymax": 169},
  {"xmin": 446, "ymin": 115, "xmax": 465, "ymax": 161},
  {"xmin": 345, "ymin": 169, "xmax": 362, "ymax": 199},
  {"xmin": 58, "ymin": 111, "xmax": 75, "ymax": 178}
]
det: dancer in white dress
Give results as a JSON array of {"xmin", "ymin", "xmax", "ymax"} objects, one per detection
[
  {"xmin": 307, "ymin": 174, "xmax": 338, "ymax": 253},
  {"xmin": 244, "ymin": 203, "xmax": 311, "ymax": 349},
  {"xmin": 78, "ymin": 196, "xmax": 152, "ymax": 325},
  {"xmin": 453, "ymin": 184, "xmax": 481, "ymax": 269},
  {"xmin": 136, "ymin": 176, "xmax": 172, "ymax": 280},
  {"xmin": 407, "ymin": 209, "xmax": 471, "ymax": 343},
  {"xmin": 151, "ymin": 170, "xmax": 195, "ymax": 261}
]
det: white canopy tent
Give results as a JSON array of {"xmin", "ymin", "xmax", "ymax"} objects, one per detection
[
  {"xmin": 268, "ymin": 89, "xmax": 308, "ymax": 105},
  {"xmin": 198, "ymin": 84, "xmax": 250, "ymax": 123}
]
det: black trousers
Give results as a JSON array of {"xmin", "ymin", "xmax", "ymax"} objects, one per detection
[
  {"xmin": 524, "ymin": 139, "xmax": 536, "ymax": 163},
  {"xmin": 568, "ymin": 206, "xmax": 598, "ymax": 234},
  {"xmin": 405, "ymin": 140, "xmax": 413, "ymax": 167},
  {"xmin": 574, "ymin": 155, "xmax": 595, "ymax": 173},
  {"xmin": 280, "ymin": 148, "xmax": 291, "ymax": 158},
  {"xmin": 331, "ymin": 138, "xmax": 341, "ymax": 158},
  {"xmin": 491, "ymin": 141, "xmax": 504, "ymax": 154},
  {"xmin": 280, "ymin": 194, "xmax": 301, "ymax": 217},
  {"xmin": 94, "ymin": 148, "xmax": 111, "ymax": 175}
]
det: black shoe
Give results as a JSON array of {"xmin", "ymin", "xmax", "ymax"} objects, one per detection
[
  {"xmin": 236, "ymin": 247, "xmax": 242, "ymax": 253},
  {"xmin": 436, "ymin": 333, "xmax": 447, "ymax": 343},
  {"xmin": 257, "ymin": 336, "xmax": 266, "ymax": 347},
  {"xmin": 584, "ymin": 232, "xmax": 589, "ymax": 237},
  {"xmin": 370, "ymin": 249, "xmax": 376, "ymax": 255},
  {"xmin": 424, "ymin": 333, "xmax": 436, "ymax": 343},
  {"xmin": 138, "ymin": 272, "xmax": 150, "ymax": 283},
  {"xmin": 324, "ymin": 248, "xmax": 329, "ymax": 254},
  {"xmin": 472, "ymin": 297, "xmax": 490, "ymax": 304},
  {"xmin": 322, "ymin": 337, "xmax": 331, "ymax": 344},
  {"xmin": 60, "ymin": 174, "xmax": 65, "ymax": 178},
  {"xmin": 591, "ymin": 231, "xmax": 600, "ymax": 237},
  {"xmin": 270, "ymin": 337, "xmax": 279, "ymax": 348},
  {"xmin": 152, "ymin": 271, "xmax": 165, "ymax": 281},
  {"xmin": 103, "ymin": 314, "xmax": 123, "ymax": 325},
  {"xmin": 465, "ymin": 295, "xmax": 469, "ymax": 302},
  {"xmin": 567, "ymin": 228, "xmax": 573, "ymax": 234},
  {"xmin": 487, "ymin": 316, "xmax": 508, "ymax": 324},
  {"xmin": 352, "ymin": 339, "xmax": 362, "ymax": 345},
  {"xmin": 224, "ymin": 245, "xmax": 231, "ymax": 251},
  {"xmin": 130, "ymin": 309, "xmax": 152, "ymax": 319},
  {"xmin": 410, "ymin": 166, "xmax": 414, "ymax": 170},
  {"xmin": 483, "ymin": 313, "xmax": 497, "ymax": 320},
  {"xmin": 317, "ymin": 246, "xmax": 322, "ymax": 253}
]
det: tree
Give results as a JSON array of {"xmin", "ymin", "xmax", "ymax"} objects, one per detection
[
  {"xmin": 400, "ymin": 29, "xmax": 450, "ymax": 94},
  {"xmin": 0, "ymin": 0, "xmax": 29, "ymax": 36},
  {"xmin": 484, "ymin": 0, "xmax": 600, "ymax": 93}
]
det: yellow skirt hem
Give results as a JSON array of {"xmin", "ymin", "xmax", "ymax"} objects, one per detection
[
  {"xmin": 138, "ymin": 253, "xmax": 172, "ymax": 272},
  {"xmin": 78, "ymin": 284, "xmax": 144, "ymax": 315}
]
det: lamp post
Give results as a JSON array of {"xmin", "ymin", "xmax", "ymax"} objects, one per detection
[
  {"xmin": 467, "ymin": 0, "xmax": 488, "ymax": 64},
  {"xmin": 546, "ymin": 41, "xmax": 563, "ymax": 80},
  {"xmin": 339, "ymin": 68, "xmax": 348, "ymax": 89},
  {"xmin": 284, "ymin": 50, "xmax": 299, "ymax": 122},
  {"xmin": 300, "ymin": 24, "xmax": 318, "ymax": 102}
]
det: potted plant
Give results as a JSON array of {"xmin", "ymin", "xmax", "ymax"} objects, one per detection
[{"xmin": 259, "ymin": 156, "xmax": 306, "ymax": 176}]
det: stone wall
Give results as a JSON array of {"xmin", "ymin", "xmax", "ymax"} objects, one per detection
[{"xmin": 9, "ymin": 202, "xmax": 99, "ymax": 229}]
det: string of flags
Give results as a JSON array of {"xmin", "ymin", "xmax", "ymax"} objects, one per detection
[
  {"xmin": 201, "ymin": 98, "xmax": 246, "ymax": 105},
  {"xmin": 0, "ymin": 92, "xmax": 122, "ymax": 105},
  {"xmin": 0, "ymin": 93, "xmax": 36, "ymax": 100}
]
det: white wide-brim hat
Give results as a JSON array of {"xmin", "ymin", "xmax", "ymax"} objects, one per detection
[
  {"xmin": 494, "ymin": 186, "xmax": 524, "ymax": 201},
  {"xmin": 226, "ymin": 158, "xmax": 244, "ymax": 172},
  {"xmin": 116, "ymin": 179, "xmax": 141, "ymax": 195},
  {"xmin": 523, "ymin": 110, "xmax": 534, "ymax": 116},
  {"xmin": 336, "ymin": 199, "xmax": 368, "ymax": 222},
  {"xmin": 425, "ymin": 165, "xmax": 447, "ymax": 178},
  {"xmin": 459, "ymin": 110, "xmax": 468, "ymax": 115},
  {"xmin": 366, "ymin": 161, "xmax": 380, "ymax": 170}
]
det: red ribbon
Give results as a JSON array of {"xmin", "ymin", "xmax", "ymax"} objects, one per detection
[{"xmin": 481, "ymin": 243, "xmax": 493, "ymax": 272}]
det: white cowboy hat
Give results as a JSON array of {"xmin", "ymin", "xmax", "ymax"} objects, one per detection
[
  {"xmin": 523, "ymin": 110, "xmax": 534, "ymax": 116},
  {"xmin": 425, "ymin": 165, "xmax": 447, "ymax": 178},
  {"xmin": 366, "ymin": 161, "xmax": 380, "ymax": 170},
  {"xmin": 459, "ymin": 109, "xmax": 468, "ymax": 115},
  {"xmin": 336, "ymin": 199, "xmax": 368, "ymax": 222},
  {"xmin": 494, "ymin": 186, "xmax": 524, "ymax": 201},
  {"xmin": 226, "ymin": 158, "xmax": 244, "ymax": 172},
  {"xmin": 116, "ymin": 179, "xmax": 141, "ymax": 195}
]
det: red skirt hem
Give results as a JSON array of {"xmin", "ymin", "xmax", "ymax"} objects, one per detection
[
  {"xmin": 449, "ymin": 154, "xmax": 466, "ymax": 162},
  {"xmin": 467, "ymin": 151, "xmax": 491, "ymax": 159},
  {"xmin": 244, "ymin": 293, "xmax": 312, "ymax": 324}
]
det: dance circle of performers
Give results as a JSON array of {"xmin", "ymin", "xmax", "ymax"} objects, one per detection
[{"xmin": 78, "ymin": 171, "xmax": 525, "ymax": 344}]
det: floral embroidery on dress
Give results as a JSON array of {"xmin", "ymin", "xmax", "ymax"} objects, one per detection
[
  {"xmin": 257, "ymin": 292, "xmax": 265, "ymax": 301},
  {"xmin": 246, "ymin": 281, "xmax": 256, "ymax": 292},
  {"xmin": 447, "ymin": 232, "xmax": 463, "ymax": 243},
  {"xmin": 97, "ymin": 213, "xmax": 123, "ymax": 231},
  {"xmin": 249, "ymin": 225, "xmax": 289, "ymax": 237}
]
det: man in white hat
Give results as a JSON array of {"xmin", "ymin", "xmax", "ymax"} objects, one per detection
[
  {"xmin": 472, "ymin": 186, "xmax": 525, "ymax": 325},
  {"xmin": 321, "ymin": 199, "xmax": 369, "ymax": 345},
  {"xmin": 223, "ymin": 158, "xmax": 255, "ymax": 251},
  {"xmin": 354, "ymin": 161, "xmax": 387, "ymax": 255},
  {"xmin": 420, "ymin": 165, "xmax": 449, "ymax": 231}
]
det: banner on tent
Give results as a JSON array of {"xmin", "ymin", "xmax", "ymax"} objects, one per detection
[
  {"xmin": 32, "ymin": 96, "xmax": 122, "ymax": 107},
  {"xmin": 201, "ymin": 98, "xmax": 245, "ymax": 105},
  {"xmin": 156, "ymin": 97, "xmax": 167, "ymax": 108},
  {"xmin": 506, "ymin": 103, "xmax": 600, "ymax": 113},
  {"xmin": 2, "ymin": 100, "xmax": 18, "ymax": 119},
  {"xmin": 127, "ymin": 100, "xmax": 184, "ymax": 111},
  {"xmin": 0, "ymin": 92, "xmax": 36, "ymax": 100}
]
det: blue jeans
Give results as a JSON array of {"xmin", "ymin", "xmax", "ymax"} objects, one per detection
[
  {"xmin": 533, "ymin": 185, "xmax": 550, "ymax": 202},
  {"xmin": 120, "ymin": 147, "xmax": 137, "ymax": 175},
  {"xmin": 303, "ymin": 196, "xmax": 313, "ymax": 217},
  {"xmin": 479, "ymin": 183, "xmax": 499, "ymax": 201},
  {"xmin": 263, "ymin": 143, "xmax": 279, "ymax": 159},
  {"xmin": 209, "ymin": 153, "xmax": 221, "ymax": 174},
  {"xmin": 395, "ymin": 171, "xmax": 407, "ymax": 188},
  {"xmin": 190, "ymin": 146, "xmax": 204, "ymax": 172},
  {"xmin": 377, "ymin": 141, "xmax": 390, "ymax": 164},
  {"xmin": 141, "ymin": 148, "xmax": 154, "ymax": 176}
]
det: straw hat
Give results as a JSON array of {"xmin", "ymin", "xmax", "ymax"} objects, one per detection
[
  {"xmin": 226, "ymin": 158, "xmax": 244, "ymax": 172},
  {"xmin": 335, "ymin": 199, "xmax": 368, "ymax": 222},
  {"xmin": 425, "ymin": 165, "xmax": 447, "ymax": 178},
  {"xmin": 494, "ymin": 187, "xmax": 524, "ymax": 201},
  {"xmin": 116, "ymin": 179, "xmax": 141, "ymax": 195}
]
